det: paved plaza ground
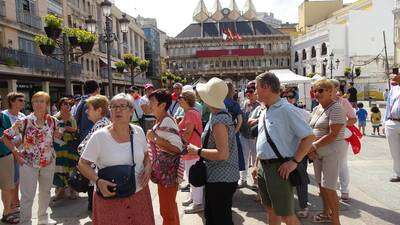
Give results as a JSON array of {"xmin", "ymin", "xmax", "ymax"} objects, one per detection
[{"xmin": 1, "ymin": 103, "xmax": 400, "ymax": 225}]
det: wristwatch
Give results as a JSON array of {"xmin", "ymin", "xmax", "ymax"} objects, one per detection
[
  {"xmin": 292, "ymin": 158, "xmax": 300, "ymax": 164},
  {"xmin": 197, "ymin": 148, "xmax": 203, "ymax": 156}
]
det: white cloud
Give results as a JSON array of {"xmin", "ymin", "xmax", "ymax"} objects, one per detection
[{"xmin": 115, "ymin": 0, "xmax": 355, "ymax": 37}]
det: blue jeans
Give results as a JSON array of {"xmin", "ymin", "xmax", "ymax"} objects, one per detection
[{"xmin": 236, "ymin": 133, "xmax": 245, "ymax": 171}]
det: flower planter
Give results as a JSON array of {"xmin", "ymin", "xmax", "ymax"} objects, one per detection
[
  {"xmin": 68, "ymin": 36, "xmax": 79, "ymax": 47},
  {"xmin": 117, "ymin": 67, "xmax": 125, "ymax": 73},
  {"xmin": 39, "ymin": 44, "xmax": 55, "ymax": 55},
  {"xmin": 124, "ymin": 58, "xmax": 133, "ymax": 65},
  {"xmin": 44, "ymin": 27, "xmax": 62, "ymax": 39},
  {"xmin": 80, "ymin": 41, "xmax": 95, "ymax": 53}
]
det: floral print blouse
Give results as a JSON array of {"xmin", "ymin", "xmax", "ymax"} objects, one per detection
[{"xmin": 3, "ymin": 113, "xmax": 58, "ymax": 168}]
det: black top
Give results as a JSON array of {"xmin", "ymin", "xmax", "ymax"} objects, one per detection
[{"xmin": 347, "ymin": 87, "xmax": 358, "ymax": 102}]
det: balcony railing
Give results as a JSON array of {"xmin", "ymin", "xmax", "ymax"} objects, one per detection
[
  {"xmin": 0, "ymin": 0, "xmax": 5, "ymax": 17},
  {"xmin": 0, "ymin": 47, "xmax": 81, "ymax": 77},
  {"xmin": 16, "ymin": 11, "xmax": 42, "ymax": 29},
  {"xmin": 100, "ymin": 67, "xmax": 149, "ymax": 85}
]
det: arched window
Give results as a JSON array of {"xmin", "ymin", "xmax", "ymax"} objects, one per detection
[
  {"xmin": 321, "ymin": 43, "xmax": 327, "ymax": 56},
  {"xmin": 294, "ymin": 52, "xmax": 299, "ymax": 62},
  {"xmin": 311, "ymin": 46, "xmax": 316, "ymax": 58},
  {"xmin": 302, "ymin": 49, "xmax": 307, "ymax": 60}
]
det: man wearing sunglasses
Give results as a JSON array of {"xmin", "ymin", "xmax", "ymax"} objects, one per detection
[{"xmin": 385, "ymin": 74, "xmax": 400, "ymax": 182}]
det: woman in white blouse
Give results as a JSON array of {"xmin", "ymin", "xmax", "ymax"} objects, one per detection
[{"xmin": 78, "ymin": 93, "xmax": 154, "ymax": 225}]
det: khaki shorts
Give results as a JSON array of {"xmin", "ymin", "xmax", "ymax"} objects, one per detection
[
  {"xmin": 0, "ymin": 153, "xmax": 15, "ymax": 190},
  {"xmin": 258, "ymin": 160, "xmax": 294, "ymax": 217},
  {"xmin": 313, "ymin": 140, "xmax": 347, "ymax": 190}
]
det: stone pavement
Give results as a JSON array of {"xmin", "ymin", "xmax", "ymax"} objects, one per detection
[{"xmin": 1, "ymin": 107, "xmax": 400, "ymax": 224}]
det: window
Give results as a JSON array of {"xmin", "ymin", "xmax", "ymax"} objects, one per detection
[
  {"xmin": 233, "ymin": 60, "xmax": 237, "ymax": 67},
  {"xmin": 239, "ymin": 60, "xmax": 243, "ymax": 67},
  {"xmin": 215, "ymin": 61, "xmax": 219, "ymax": 68},
  {"xmin": 302, "ymin": 49, "xmax": 307, "ymax": 60},
  {"xmin": 303, "ymin": 67, "xmax": 306, "ymax": 76},
  {"xmin": 91, "ymin": 59, "xmax": 94, "ymax": 72},
  {"xmin": 18, "ymin": 37, "xmax": 35, "ymax": 54},
  {"xmin": 321, "ymin": 43, "xmax": 327, "ymax": 56},
  {"xmin": 244, "ymin": 60, "xmax": 249, "ymax": 67},
  {"xmin": 322, "ymin": 64, "xmax": 327, "ymax": 76},
  {"xmin": 250, "ymin": 60, "xmax": 255, "ymax": 67},
  {"xmin": 294, "ymin": 52, "xmax": 299, "ymax": 62},
  {"xmin": 312, "ymin": 64, "xmax": 316, "ymax": 73},
  {"xmin": 257, "ymin": 60, "xmax": 261, "ymax": 67},
  {"xmin": 268, "ymin": 43, "xmax": 272, "ymax": 50},
  {"xmin": 192, "ymin": 61, "xmax": 196, "ymax": 69},
  {"xmin": 227, "ymin": 61, "xmax": 231, "ymax": 67},
  {"xmin": 222, "ymin": 61, "xmax": 226, "ymax": 67},
  {"xmin": 86, "ymin": 59, "xmax": 89, "ymax": 71},
  {"xmin": 311, "ymin": 46, "xmax": 316, "ymax": 58},
  {"xmin": 122, "ymin": 33, "xmax": 128, "ymax": 44}
]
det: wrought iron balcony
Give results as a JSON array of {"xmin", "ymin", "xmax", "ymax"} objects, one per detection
[
  {"xmin": 0, "ymin": 47, "xmax": 81, "ymax": 78},
  {"xmin": 16, "ymin": 11, "xmax": 42, "ymax": 29}
]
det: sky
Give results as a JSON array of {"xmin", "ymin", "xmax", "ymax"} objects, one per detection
[{"xmin": 115, "ymin": 0, "xmax": 355, "ymax": 37}]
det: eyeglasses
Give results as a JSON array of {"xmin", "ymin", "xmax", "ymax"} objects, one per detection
[
  {"xmin": 313, "ymin": 89, "xmax": 325, "ymax": 94},
  {"xmin": 110, "ymin": 104, "xmax": 131, "ymax": 111}
]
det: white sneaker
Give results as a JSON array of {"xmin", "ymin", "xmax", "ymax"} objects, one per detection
[
  {"xmin": 38, "ymin": 218, "xmax": 58, "ymax": 225},
  {"xmin": 237, "ymin": 179, "xmax": 247, "ymax": 188},
  {"xmin": 184, "ymin": 203, "xmax": 204, "ymax": 214},
  {"xmin": 182, "ymin": 198, "xmax": 193, "ymax": 207}
]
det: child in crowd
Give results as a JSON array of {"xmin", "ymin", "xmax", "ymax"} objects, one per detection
[
  {"xmin": 370, "ymin": 106, "xmax": 382, "ymax": 135},
  {"xmin": 356, "ymin": 102, "xmax": 368, "ymax": 135}
]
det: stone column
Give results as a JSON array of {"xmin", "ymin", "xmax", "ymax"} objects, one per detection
[
  {"xmin": 42, "ymin": 81, "xmax": 50, "ymax": 93},
  {"xmin": 7, "ymin": 79, "xmax": 17, "ymax": 92}
]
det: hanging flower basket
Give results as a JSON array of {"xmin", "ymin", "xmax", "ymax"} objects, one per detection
[
  {"xmin": 80, "ymin": 41, "xmax": 95, "ymax": 53},
  {"xmin": 39, "ymin": 44, "xmax": 55, "ymax": 55},
  {"xmin": 68, "ymin": 36, "xmax": 79, "ymax": 47},
  {"xmin": 44, "ymin": 27, "xmax": 62, "ymax": 39}
]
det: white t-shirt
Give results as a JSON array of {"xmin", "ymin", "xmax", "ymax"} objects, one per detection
[
  {"xmin": 154, "ymin": 117, "xmax": 183, "ymax": 152},
  {"xmin": 81, "ymin": 125, "xmax": 148, "ymax": 193},
  {"xmin": 140, "ymin": 95, "xmax": 155, "ymax": 121}
]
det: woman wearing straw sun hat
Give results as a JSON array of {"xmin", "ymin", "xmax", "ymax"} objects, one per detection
[{"xmin": 187, "ymin": 77, "xmax": 239, "ymax": 225}]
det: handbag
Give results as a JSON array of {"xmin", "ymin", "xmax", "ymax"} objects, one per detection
[
  {"xmin": 189, "ymin": 111, "xmax": 230, "ymax": 187},
  {"xmin": 96, "ymin": 125, "xmax": 136, "ymax": 199},
  {"xmin": 262, "ymin": 116, "xmax": 309, "ymax": 187},
  {"xmin": 68, "ymin": 167, "xmax": 90, "ymax": 193}
]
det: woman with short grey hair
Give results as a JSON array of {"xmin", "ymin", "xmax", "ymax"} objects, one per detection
[{"xmin": 78, "ymin": 93, "xmax": 155, "ymax": 225}]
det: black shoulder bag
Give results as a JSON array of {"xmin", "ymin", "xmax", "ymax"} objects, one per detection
[
  {"xmin": 97, "ymin": 125, "xmax": 136, "ymax": 198},
  {"xmin": 262, "ymin": 115, "xmax": 309, "ymax": 187},
  {"xmin": 189, "ymin": 111, "xmax": 230, "ymax": 187}
]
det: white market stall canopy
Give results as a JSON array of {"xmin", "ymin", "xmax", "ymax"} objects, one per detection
[{"xmin": 269, "ymin": 69, "xmax": 312, "ymax": 85}]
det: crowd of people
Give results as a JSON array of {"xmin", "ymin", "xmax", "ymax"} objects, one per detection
[{"xmin": 0, "ymin": 72, "xmax": 399, "ymax": 225}]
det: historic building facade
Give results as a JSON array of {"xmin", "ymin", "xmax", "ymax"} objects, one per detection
[
  {"xmin": 394, "ymin": 0, "xmax": 400, "ymax": 67},
  {"xmin": 165, "ymin": 0, "xmax": 291, "ymax": 88},
  {"xmin": 0, "ymin": 0, "xmax": 147, "ymax": 105},
  {"xmin": 292, "ymin": 0, "xmax": 394, "ymax": 99}
]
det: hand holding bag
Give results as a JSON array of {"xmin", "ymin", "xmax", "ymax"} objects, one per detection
[
  {"xmin": 97, "ymin": 125, "xmax": 136, "ymax": 198},
  {"xmin": 262, "ymin": 116, "xmax": 309, "ymax": 187}
]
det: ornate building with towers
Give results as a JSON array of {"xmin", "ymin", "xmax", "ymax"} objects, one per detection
[{"xmin": 165, "ymin": 0, "xmax": 291, "ymax": 87}]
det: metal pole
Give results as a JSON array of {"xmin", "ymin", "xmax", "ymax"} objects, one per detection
[
  {"xmin": 330, "ymin": 58, "xmax": 333, "ymax": 79},
  {"xmin": 131, "ymin": 65, "xmax": 135, "ymax": 86},
  {"xmin": 63, "ymin": 33, "xmax": 72, "ymax": 95},
  {"xmin": 383, "ymin": 31, "xmax": 391, "ymax": 90},
  {"xmin": 106, "ymin": 17, "xmax": 113, "ymax": 97}
]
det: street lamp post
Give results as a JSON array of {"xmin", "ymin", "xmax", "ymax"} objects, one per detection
[
  {"xmin": 85, "ymin": 0, "xmax": 130, "ymax": 97},
  {"xmin": 322, "ymin": 52, "xmax": 340, "ymax": 79}
]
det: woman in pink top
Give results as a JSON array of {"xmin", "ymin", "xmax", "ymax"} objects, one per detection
[
  {"xmin": 331, "ymin": 79, "xmax": 357, "ymax": 202},
  {"xmin": 177, "ymin": 90, "xmax": 204, "ymax": 214}
]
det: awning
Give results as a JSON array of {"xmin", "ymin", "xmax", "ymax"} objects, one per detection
[
  {"xmin": 99, "ymin": 57, "xmax": 117, "ymax": 69},
  {"xmin": 269, "ymin": 69, "xmax": 312, "ymax": 85}
]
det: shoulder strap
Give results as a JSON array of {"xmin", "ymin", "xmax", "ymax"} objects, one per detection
[
  {"xmin": 262, "ymin": 112, "xmax": 284, "ymax": 159},
  {"xmin": 0, "ymin": 112, "xmax": 3, "ymax": 129},
  {"xmin": 169, "ymin": 101, "xmax": 178, "ymax": 114},
  {"xmin": 129, "ymin": 125, "xmax": 135, "ymax": 166}
]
